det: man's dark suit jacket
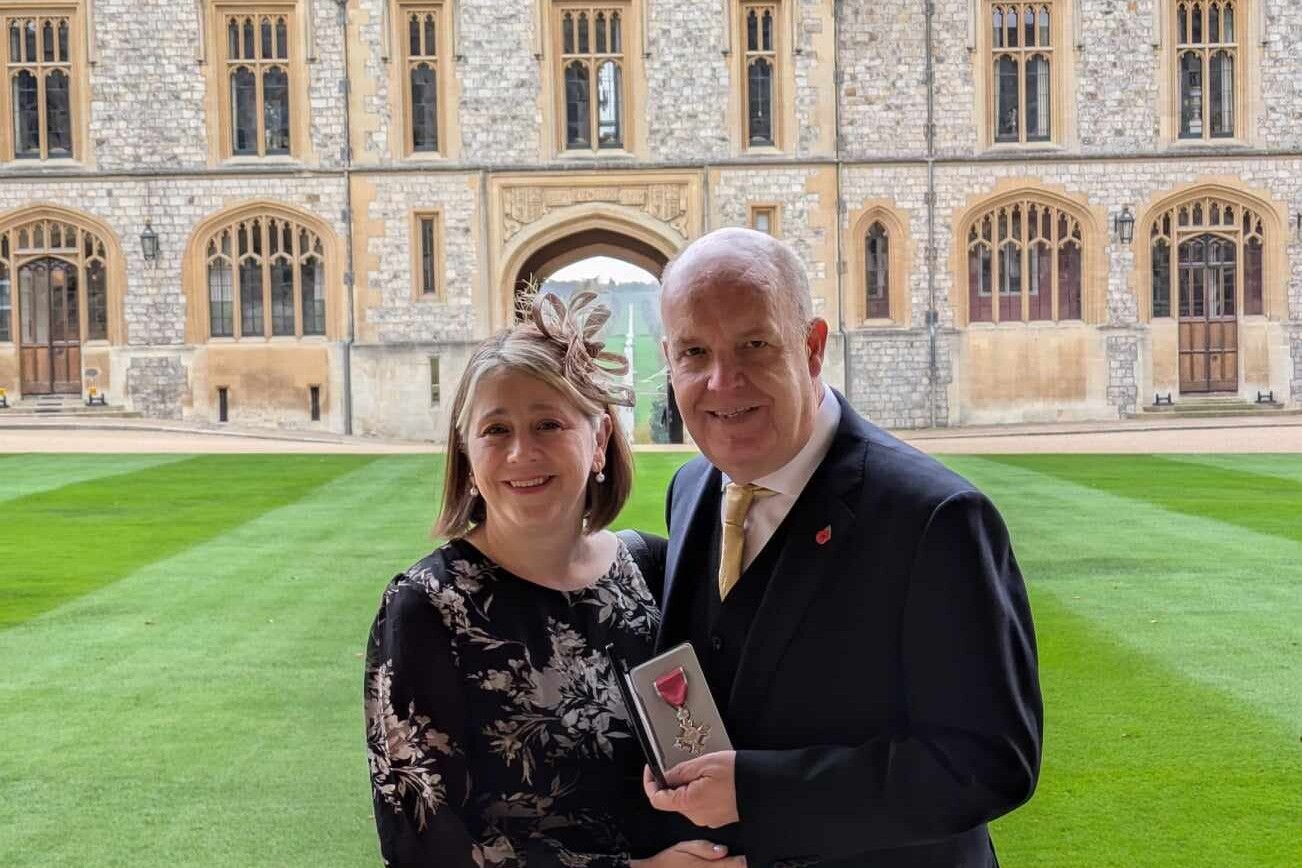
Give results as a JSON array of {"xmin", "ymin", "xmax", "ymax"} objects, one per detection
[{"xmin": 654, "ymin": 390, "xmax": 1043, "ymax": 868}]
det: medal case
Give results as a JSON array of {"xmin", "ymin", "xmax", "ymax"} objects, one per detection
[{"xmin": 608, "ymin": 642, "xmax": 732, "ymax": 788}]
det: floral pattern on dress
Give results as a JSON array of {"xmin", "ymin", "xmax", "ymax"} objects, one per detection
[{"xmin": 364, "ymin": 537, "xmax": 661, "ymax": 868}]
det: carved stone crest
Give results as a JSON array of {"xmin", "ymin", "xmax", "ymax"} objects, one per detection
[{"xmin": 501, "ymin": 182, "xmax": 690, "ymax": 241}]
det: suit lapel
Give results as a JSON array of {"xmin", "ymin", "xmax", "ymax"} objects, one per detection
[
  {"xmin": 657, "ymin": 461, "xmax": 720, "ymax": 651},
  {"xmin": 726, "ymin": 413, "xmax": 869, "ymax": 729}
]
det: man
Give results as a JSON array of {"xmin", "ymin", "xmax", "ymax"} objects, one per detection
[{"xmin": 645, "ymin": 228, "xmax": 1042, "ymax": 867}]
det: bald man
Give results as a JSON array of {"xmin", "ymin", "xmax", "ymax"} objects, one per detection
[{"xmin": 643, "ymin": 228, "xmax": 1042, "ymax": 868}]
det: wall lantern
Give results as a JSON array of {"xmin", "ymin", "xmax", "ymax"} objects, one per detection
[
  {"xmin": 1114, "ymin": 206, "xmax": 1135, "ymax": 246},
  {"xmin": 140, "ymin": 221, "xmax": 160, "ymax": 263}
]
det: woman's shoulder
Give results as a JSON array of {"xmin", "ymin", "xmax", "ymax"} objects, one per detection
[{"xmin": 378, "ymin": 540, "xmax": 498, "ymax": 622}]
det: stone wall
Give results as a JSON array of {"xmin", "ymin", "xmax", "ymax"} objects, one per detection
[
  {"xmin": 1106, "ymin": 333, "xmax": 1140, "ymax": 417},
  {"xmin": 710, "ymin": 167, "xmax": 833, "ymax": 304},
  {"xmin": 126, "ymin": 355, "xmax": 189, "ymax": 419},
  {"xmin": 838, "ymin": 0, "xmax": 927, "ymax": 160},
  {"xmin": 1076, "ymin": 0, "xmax": 1161, "ymax": 153},
  {"xmin": 645, "ymin": 0, "xmax": 729, "ymax": 161},
  {"xmin": 458, "ymin": 0, "xmax": 542, "ymax": 162},
  {"xmin": 846, "ymin": 329, "xmax": 951, "ymax": 428},
  {"xmin": 358, "ymin": 173, "xmax": 480, "ymax": 344}
]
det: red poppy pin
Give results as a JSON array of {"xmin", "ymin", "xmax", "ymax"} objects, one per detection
[{"xmin": 815, "ymin": 525, "xmax": 832, "ymax": 545}]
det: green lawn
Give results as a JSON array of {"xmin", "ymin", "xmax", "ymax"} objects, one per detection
[{"xmin": 1, "ymin": 452, "xmax": 1300, "ymax": 867}]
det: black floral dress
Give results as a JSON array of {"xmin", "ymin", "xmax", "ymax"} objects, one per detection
[{"xmin": 364, "ymin": 537, "xmax": 662, "ymax": 868}]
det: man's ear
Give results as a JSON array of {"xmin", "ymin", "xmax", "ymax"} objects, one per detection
[{"xmin": 805, "ymin": 318, "xmax": 830, "ymax": 379}]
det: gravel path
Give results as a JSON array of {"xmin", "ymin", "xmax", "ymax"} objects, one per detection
[{"xmin": 3, "ymin": 415, "xmax": 1302, "ymax": 454}]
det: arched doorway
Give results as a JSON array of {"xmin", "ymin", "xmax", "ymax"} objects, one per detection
[
  {"xmin": 513, "ymin": 228, "xmax": 682, "ymax": 444},
  {"xmin": 1148, "ymin": 194, "xmax": 1269, "ymax": 394},
  {"xmin": 0, "ymin": 213, "xmax": 115, "ymax": 396}
]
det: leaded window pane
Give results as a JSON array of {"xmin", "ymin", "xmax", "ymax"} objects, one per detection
[
  {"xmin": 866, "ymin": 224, "xmax": 890, "ymax": 319},
  {"xmin": 87, "ymin": 259, "xmax": 107, "ymax": 340},
  {"xmin": 578, "ymin": 12, "xmax": 589, "ymax": 52},
  {"xmin": 1179, "ymin": 52, "xmax": 1203, "ymax": 138},
  {"xmin": 1058, "ymin": 242, "xmax": 1081, "ymax": 319},
  {"xmin": 411, "ymin": 65, "xmax": 438, "ymax": 151},
  {"xmin": 45, "ymin": 70, "xmax": 72, "ymax": 157},
  {"xmin": 240, "ymin": 259, "xmax": 263, "ymax": 336},
  {"xmin": 229, "ymin": 19, "xmax": 240, "ymax": 58},
  {"xmin": 995, "ymin": 56, "xmax": 1018, "ymax": 142},
  {"xmin": 762, "ymin": 10, "xmax": 773, "ymax": 51},
  {"xmin": 1245, "ymin": 236, "xmax": 1263, "ymax": 315},
  {"xmin": 231, "ymin": 67, "xmax": 258, "ymax": 155},
  {"xmin": 969, "ymin": 244, "xmax": 993, "ymax": 322},
  {"xmin": 564, "ymin": 61, "xmax": 590, "ymax": 148},
  {"xmin": 263, "ymin": 67, "xmax": 290, "ymax": 154},
  {"xmin": 1152, "ymin": 239, "xmax": 1171, "ymax": 318},
  {"xmin": 271, "ymin": 259, "xmax": 295, "ymax": 335},
  {"xmin": 409, "ymin": 14, "xmax": 421, "ymax": 55},
  {"xmin": 276, "ymin": 18, "xmax": 288, "ymax": 58},
  {"xmin": 301, "ymin": 258, "xmax": 325, "ymax": 335},
  {"xmin": 260, "ymin": 18, "xmax": 273, "ymax": 59},
  {"xmin": 0, "ymin": 263, "xmax": 10, "ymax": 342},
  {"xmin": 1029, "ymin": 243, "xmax": 1053, "ymax": 320},
  {"xmin": 41, "ymin": 19, "xmax": 53, "ymax": 61},
  {"xmin": 610, "ymin": 12, "xmax": 621, "ymax": 51},
  {"xmin": 423, "ymin": 15, "xmax": 435, "ymax": 54},
  {"xmin": 1223, "ymin": 4, "xmax": 1234, "ymax": 41},
  {"xmin": 748, "ymin": 9, "xmax": 759, "ymax": 51},
  {"xmin": 1025, "ymin": 56, "xmax": 1049, "ymax": 140},
  {"xmin": 13, "ymin": 70, "xmax": 40, "ymax": 157},
  {"xmin": 419, "ymin": 217, "xmax": 436, "ymax": 295},
  {"xmin": 596, "ymin": 61, "xmax": 622, "ymax": 148},
  {"xmin": 748, "ymin": 58, "xmax": 773, "ymax": 146},
  {"xmin": 243, "ymin": 19, "xmax": 255, "ymax": 59},
  {"xmin": 1210, "ymin": 51, "xmax": 1233, "ymax": 137},
  {"xmin": 208, "ymin": 259, "xmax": 234, "ymax": 337}
]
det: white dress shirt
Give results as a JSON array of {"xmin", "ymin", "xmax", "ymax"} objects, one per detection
[{"xmin": 720, "ymin": 386, "xmax": 842, "ymax": 573}]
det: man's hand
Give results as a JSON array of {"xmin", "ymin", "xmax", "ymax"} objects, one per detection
[{"xmin": 643, "ymin": 751, "xmax": 739, "ymax": 829}]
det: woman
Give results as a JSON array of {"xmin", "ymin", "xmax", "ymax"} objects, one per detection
[{"xmin": 364, "ymin": 292, "xmax": 733, "ymax": 868}]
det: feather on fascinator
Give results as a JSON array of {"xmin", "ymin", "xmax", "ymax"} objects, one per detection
[{"xmin": 527, "ymin": 290, "xmax": 636, "ymax": 408}]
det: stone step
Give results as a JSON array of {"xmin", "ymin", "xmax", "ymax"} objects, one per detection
[{"xmin": 1137, "ymin": 407, "xmax": 1301, "ymax": 418}]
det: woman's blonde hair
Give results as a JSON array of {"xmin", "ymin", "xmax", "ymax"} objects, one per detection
[{"xmin": 434, "ymin": 291, "xmax": 636, "ymax": 539}]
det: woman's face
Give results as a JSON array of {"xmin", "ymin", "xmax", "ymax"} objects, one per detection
[{"xmin": 464, "ymin": 369, "xmax": 611, "ymax": 536}]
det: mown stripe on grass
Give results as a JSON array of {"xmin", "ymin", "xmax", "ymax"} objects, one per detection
[
  {"xmin": 0, "ymin": 454, "xmax": 439, "ymax": 867},
  {"xmin": 0, "ymin": 453, "xmax": 189, "ymax": 505},
  {"xmin": 1162, "ymin": 452, "xmax": 1302, "ymax": 484},
  {"xmin": 0, "ymin": 453, "xmax": 378, "ymax": 629},
  {"xmin": 991, "ymin": 588, "xmax": 1302, "ymax": 868},
  {"xmin": 979, "ymin": 453, "xmax": 1302, "ymax": 545},
  {"xmin": 940, "ymin": 456, "xmax": 1302, "ymax": 729}
]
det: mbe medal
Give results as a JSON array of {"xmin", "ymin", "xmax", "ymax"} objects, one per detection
[{"xmin": 653, "ymin": 667, "xmax": 712, "ymax": 755}]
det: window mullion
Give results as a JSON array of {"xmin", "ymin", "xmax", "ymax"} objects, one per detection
[
  {"xmin": 991, "ymin": 220, "xmax": 1001, "ymax": 325},
  {"xmin": 291, "ymin": 223, "xmax": 303, "ymax": 336},
  {"xmin": 232, "ymin": 245, "xmax": 243, "ymax": 339},
  {"xmin": 1020, "ymin": 209, "xmax": 1030, "ymax": 322},
  {"xmin": 261, "ymin": 221, "xmax": 271, "ymax": 338},
  {"xmin": 1049, "ymin": 208, "xmax": 1060, "ymax": 321}
]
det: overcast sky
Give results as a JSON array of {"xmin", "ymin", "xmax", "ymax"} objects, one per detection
[{"xmin": 547, "ymin": 256, "xmax": 657, "ymax": 284}]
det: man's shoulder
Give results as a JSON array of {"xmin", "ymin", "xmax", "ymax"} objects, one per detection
[
  {"xmin": 669, "ymin": 453, "xmax": 716, "ymax": 494},
  {"xmin": 841, "ymin": 407, "xmax": 981, "ymax": 512}
]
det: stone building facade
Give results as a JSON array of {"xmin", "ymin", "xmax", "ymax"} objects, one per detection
[{"xmin": 1, "ymin": 0, "xmax": 1299, "ymax": 439}]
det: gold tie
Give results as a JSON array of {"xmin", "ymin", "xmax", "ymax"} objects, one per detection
[{"xmin": 718, "ymin": 483, "xmax": 776, "ymax": 601}]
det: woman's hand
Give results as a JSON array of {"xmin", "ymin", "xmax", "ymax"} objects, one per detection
[{"xmin": 630, "ymin": 840, "xmax": 745, "ymax": 868}]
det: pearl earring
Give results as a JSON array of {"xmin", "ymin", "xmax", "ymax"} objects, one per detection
[
  {"xmin": 595, "ymin": 470, "xmax": 606, "ymax": 483},
  {"xmin": 469, "ymin": 482, "xmax": 479, "ymax": 497}
]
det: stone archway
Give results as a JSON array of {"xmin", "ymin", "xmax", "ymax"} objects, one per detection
[{"xmin": 510, "ymin": 224, "xmax": 683, "ymax": 443}]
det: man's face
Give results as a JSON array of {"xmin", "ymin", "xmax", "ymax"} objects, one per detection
[{"xmin": 662, "ymin": 276, "xmax": 828, "ymax": 483}]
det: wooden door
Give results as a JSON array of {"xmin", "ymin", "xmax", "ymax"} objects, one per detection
[
  {"xmin": 1178, "ymin": 236, "xmax": 1238, "ymax": 394},
  {"xmin": 18, "ymin": 258, "xmax": 81, "ymax": 395}
]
